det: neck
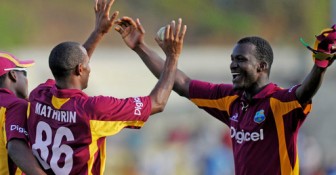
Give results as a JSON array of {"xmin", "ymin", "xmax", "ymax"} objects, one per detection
[
  {"xmin": 244, "ymin": 80, "xmax": 269, "ymax": 101},
  {"xmin": 55, "ymin": 78, "xmax": 82, "ymax": 90}
]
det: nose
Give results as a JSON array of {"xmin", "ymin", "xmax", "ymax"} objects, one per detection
[{"xmin": 230, "ymin": 61, "xmax": 238, "ymax": 69}]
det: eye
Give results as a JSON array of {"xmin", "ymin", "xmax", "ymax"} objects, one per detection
[{"xmin": 235, "ymin": 56, "xmax": 245, "ymax": 62}]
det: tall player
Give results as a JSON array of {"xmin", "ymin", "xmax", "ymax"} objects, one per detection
[
  {"xmin": 115, "ymin": 16, "xmax": 336, "ymax": 175},
  {"xmin": 26, "ymin": 1, "xmax": 187, "ymax": 175}
]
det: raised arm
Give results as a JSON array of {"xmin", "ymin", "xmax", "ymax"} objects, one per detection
[
  {"xmin": 295, "ymin": 65, "xmax": 327, "ymax": 104},
  {"xmin": 296, "ymin": 24, "xmax": 336, "ymax": 104},
  {"xmin": 115, "ymin": 17, "xmax": 191, "ymax": 98},
  {"xmin": 116, "ymin": 17, "xmax": 187, "ymax": 114},
  {"xmin": 83, "ymin": 0, "xmax": 119, "ymax": 58},
  {"xmin": 8, "ymin": 139, "xmax": 46, "ymax": 175}
]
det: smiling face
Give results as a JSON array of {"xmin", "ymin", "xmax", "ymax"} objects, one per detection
[{"xmin": 230, "ymin": 43, "xmax": 262, "ymax": 91}]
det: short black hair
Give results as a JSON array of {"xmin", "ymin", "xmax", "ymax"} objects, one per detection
[
  {"xmin": 237, "ymin": 36, "xmax": 273, "ymax": 69},
  {"xmin": 49, "ymin": 41, "xmax": 85, "ymax": 79}
]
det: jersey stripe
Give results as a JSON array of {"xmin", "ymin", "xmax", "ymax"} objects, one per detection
[
  {"xmin": 88, "ymin": 120, "xmax": 145, "ymax": 175},
  {"xmin": 0, "ymin": 107, "xmax": 9, "ymax": 175},
  {"xmin": 191, "ymin": 95, "xmax": 238, "ymax": 115},
  {"xmin": 270, "ymin": 98, "xmax": 301, "ymax": 175},
  {"xmin": 14, "ymin": 169, "xmax": 22, "ymax": 175},
  {"xmin": 88, "ymin": 129, "xmax": 100, "ymax": 175}
]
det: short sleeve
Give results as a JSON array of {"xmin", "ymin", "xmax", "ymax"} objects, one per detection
[
  {"xmin": 5, "ymin": 100, "xmax": 29, "ymax": 145},
  {"xmin": 88, "ymin": 95, "xmax": 151, "ymax": 121},
  {"xmin": 189, "ymin": 80, "xmax": 238, "ymax": 125}
]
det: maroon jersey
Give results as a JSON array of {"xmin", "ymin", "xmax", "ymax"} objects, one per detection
[
  {"xmin": 0, "ymin": 88, "xmax": 28, "ymax": 175},
  {"xmin": 27, "ymin": 79, "xmax": 152, "ymax": 175},
  {"xmin": 189, "ymin": 80, "xmax": 311, "ymax": 175}
]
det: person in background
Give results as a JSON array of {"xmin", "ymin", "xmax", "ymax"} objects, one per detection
[
  {"xmin": 0, "ymin": 0, "xmax": 119, "ymax": 174},
  {"xmin": 0, "ymin": 51, "xmax": 46, "ymax": 175}
]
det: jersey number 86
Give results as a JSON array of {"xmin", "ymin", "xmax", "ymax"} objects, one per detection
[{"xmin": 32, "ymin": 121, "xmax": 74, "ymax": 175}]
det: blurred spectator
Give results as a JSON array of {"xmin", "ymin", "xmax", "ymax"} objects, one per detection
[
  {"xmin": 202, "ymin": 129, "xmax": 234, "ymax": 175},
  {"xmin": 139, "ymin": 127, "xmax": 198, "ymax": 175},
  {"xmin": 299, "ymin": 133, "xmax": 324, "ymax": 175}
]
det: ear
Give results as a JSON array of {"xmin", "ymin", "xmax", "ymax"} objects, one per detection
[
  {"xmin": 8, "ymin": 71, "xmax": 17, "ymax": 82},
  {"xmin": 257, "ymin": 61, "xmax": 268, "ymax": 72},
  {"xmin": 74, "ymin": 64, "xmax": 81, "ymax": 76}
]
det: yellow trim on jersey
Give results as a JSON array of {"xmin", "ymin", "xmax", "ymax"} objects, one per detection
[
  {"xmin": 52, "ymin": 96, "xmax": 70, "ymax": 109},
  {"xmin": 0, "ymin": 107, "xmax": 24, "ymax": 175},
  {"xmin": 27, "ymin": 102, "xmax": 31, "ymax": 119},
  {"xmin": 99, "ymin": 138, "xmax": 107, "ymax": 175},
  {"xmin": 270, "ymin": 98, "xmax": 310, "ymax": 175},
  {"xmin": 0, "ymin": 107, "xmax": 9, "ymax": 175},
  {"xmin": 14, "ymin": 169, "xmax": 23, "ymax": 175},
  {"xmin": 190, "ymin": 95, "xmax": 239, "ymax": 116},
  {"xmin": 88, "ymin": 131, "xmax": 100, "ymax": 175},
  {"xmin": 88, "ymin": 120, "xmax": 145, "ymax": 175}
]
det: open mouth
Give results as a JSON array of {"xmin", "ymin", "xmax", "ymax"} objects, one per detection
[{"xmin": 232, "ymin": 72, "xmax": 240, "ymax": 81}]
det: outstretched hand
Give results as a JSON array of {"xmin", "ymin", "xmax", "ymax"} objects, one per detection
[
  {"xmin": 115, "ymin": 17, "xmax": 145, "ymax": 50},
  {"xmin": 300, "ymin": 24, "xmax": 336, "ymax": 68},
  {"xmin": 156, "ymin": 18, "xmax": 187, "ymax": 59},
  {"xmin": 94, "ymin": 0, "xmax": 119, "ymax": 35}
]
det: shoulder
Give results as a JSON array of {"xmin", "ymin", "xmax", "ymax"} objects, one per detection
[
  {"xmin": 189, "ymin": 80, "xmax": 238, "ymax": 100},
  {"xmin": 271, "ymin": 84, "xmax": 300, "ymax": 102},
  {"xmin": 30, "ymin": 79, "xmax": 55, "ymax": 96}
]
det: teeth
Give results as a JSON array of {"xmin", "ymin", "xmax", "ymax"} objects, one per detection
[{"xmin": 232, "ymin": 73, "xmax": 240, "ymax": 76}]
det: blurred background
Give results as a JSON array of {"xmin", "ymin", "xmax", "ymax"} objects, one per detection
[{"xmin": 1, "ymin": 0, "xmax": 336, "ymax": 174}]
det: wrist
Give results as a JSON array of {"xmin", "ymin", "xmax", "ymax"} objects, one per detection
[
  {"xmin": 133, "ymin": 42, "xmax": 147, "ymax": 52},
  {"xmin": 92, "ymin": 29, "xmax": 105, "ymax": 37},
  {"xmin": 314, "ymin": 59, "xmax": 329, "ymax": 68}
]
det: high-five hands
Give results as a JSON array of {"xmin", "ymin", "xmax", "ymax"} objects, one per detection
[
  {"xmin": 154, "ymin": 18, "xmax": 187, "ymax": 58},
  {"xmin": 94, "ymin": 0, "xmax": 119, "ymax": 35},
  {"xmin": 115, "ymin": 17, "xmax": 187, "ymax": 57}
]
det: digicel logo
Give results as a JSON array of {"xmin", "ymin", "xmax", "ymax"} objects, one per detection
[
  {"xmin": 10, "ymin": 125, "xmax": 28, "ymax": 136},
  {"xmin": 230, "ymin": 126, "xmax": 264, "ymax": 144},
  {"xmin": 133, "ymin": 97, "xmax": 144, "ymax": 116}
]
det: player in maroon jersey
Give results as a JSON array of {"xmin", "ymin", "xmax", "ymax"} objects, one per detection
[
  {"xmin": 115, "ymin": 17, "xmax": 335, "ymax": 175},
  {"xmin": 27, "ymin": 1, "xmax": 187, "ymax": 175},
  {"xmin": 0, "ymin": 52, "xmax": 46, "ymax": 175}
]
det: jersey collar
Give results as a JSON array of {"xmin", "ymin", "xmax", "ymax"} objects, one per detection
[
  {"xmin": 241, "ymin": 83, "xmax": 280, "ymax": 102},
  {"xmin": 51, "ymin": 84, "xmax": 88, "ymax": 98}
]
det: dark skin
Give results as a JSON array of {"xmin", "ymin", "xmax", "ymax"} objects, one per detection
[
  {"xmin": 115, "ymin": 17, "xmax": 187, "ymax": 113},
  {"xmin": 4, "ymin": 1, "xmax": 118, "ymax": 174},
  {"xmin": 83, "ymin": 0, "xmax": 119, "ymax": 58},
  {"xmin": 0, "ymin": 71, "xmax": 46, "ymax": 175},
  {"xmin": 56, "ymin": 0, "xmax": 118, "ymax": 90},
  {"xmin": 115, "ymin": 17, "xmax": 330, "ymax": 106},
  {"xmin": 57, "ymin": 11, "xmax": 187, "ymax": 115},
  {"xmin": 8, "ymin": 139, "xmax": 46, "ymax": 175}
]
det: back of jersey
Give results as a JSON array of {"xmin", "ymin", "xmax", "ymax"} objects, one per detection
[
  {"xmin": 27, "ymin": 79, "xmax": 152, "ymax": 175},
  {"xmin": 28, "ymin": 80, "xmax": 94, "ymax": 175}
]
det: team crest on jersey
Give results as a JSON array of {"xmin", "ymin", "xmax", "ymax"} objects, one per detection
[{"xmin": 254, "ymin": 109, "xmax": 265, "ymax": 123}]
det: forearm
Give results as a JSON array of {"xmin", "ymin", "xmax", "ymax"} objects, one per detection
[
  {"xmin": 134, "ymin": 43, "xmax": 166, "ymax": 78},
  {"xmin": 296, "ymin": 65, "xmax": 326, "ymax": 104},
  {"xmin": 83, "ymin": 30, "xmax": 104, "ymax": 58},
  {"xmin": 8, "ymin": 140, "xmax": 46, "ymax": 175},
  {"xmin": 149, "ymin": 56, "xmax": 178, "ymax": 114},
  {"xmin": 134, "ymin": 43, "xmax": 191, "ymax": 97}
]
